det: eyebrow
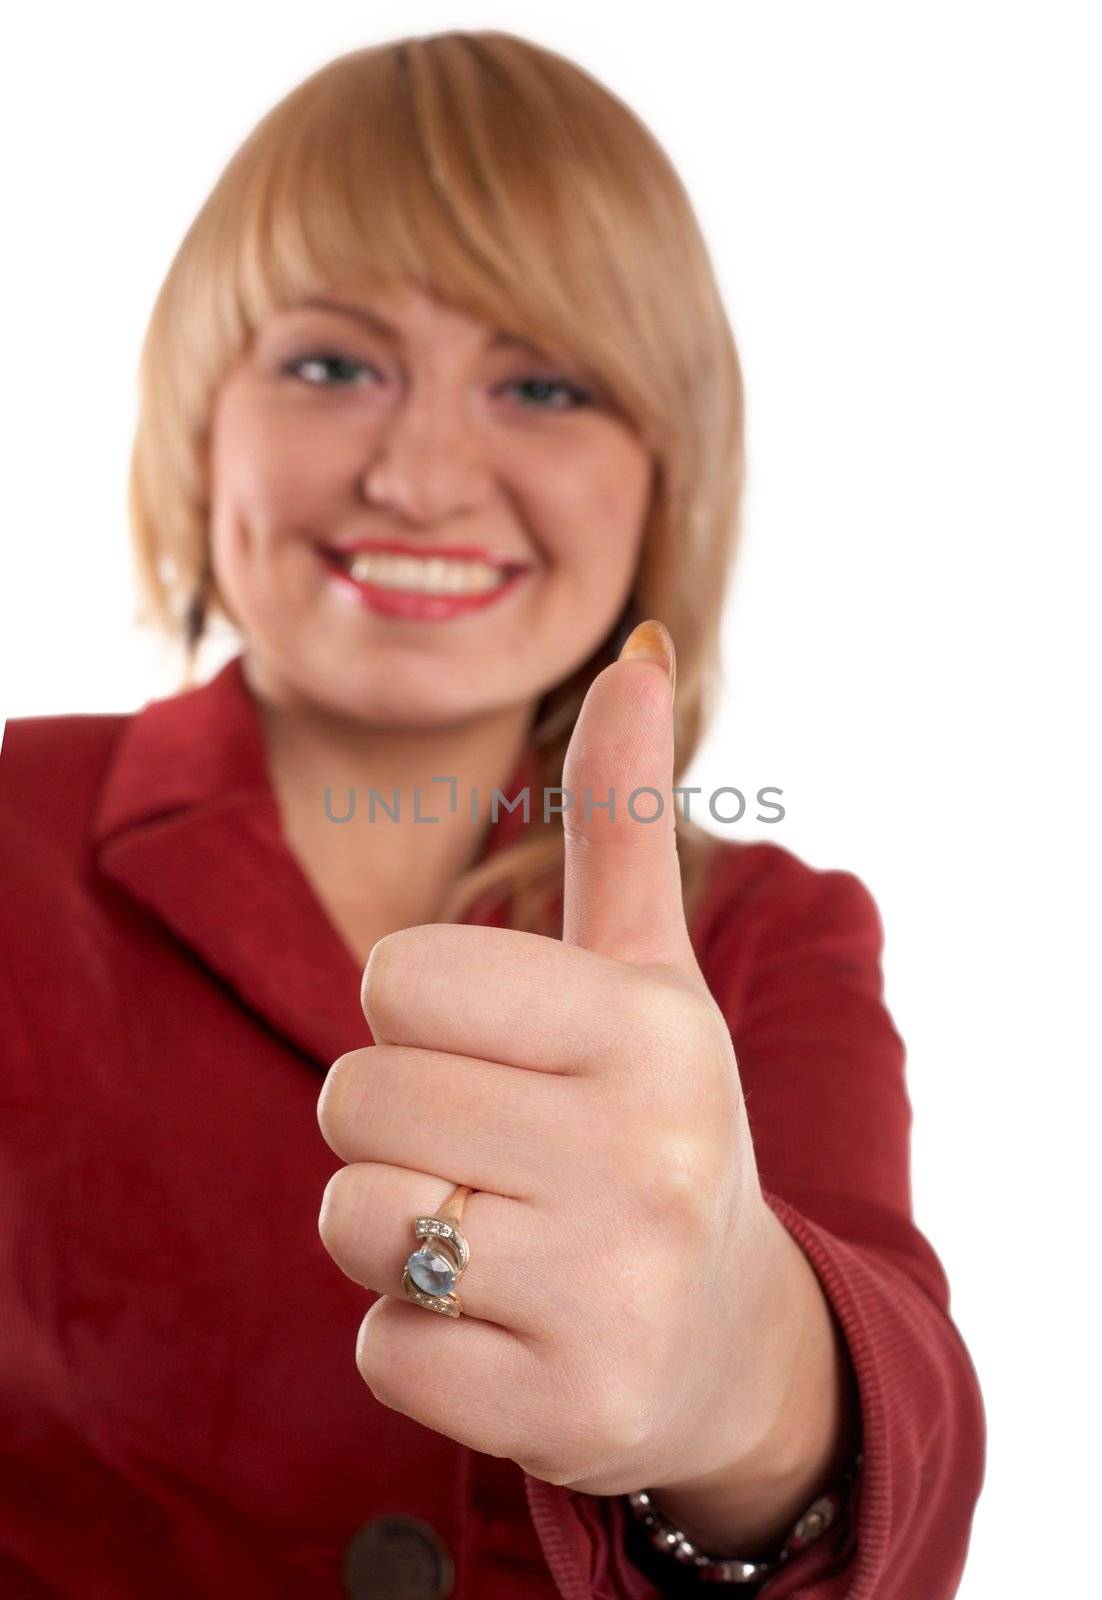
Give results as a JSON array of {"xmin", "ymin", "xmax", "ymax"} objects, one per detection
[{"xmin": 294, "ymin": 296, "xmax": 551, "ymax": 360}]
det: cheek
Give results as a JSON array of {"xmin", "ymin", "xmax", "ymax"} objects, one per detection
[
  {"xmin": 209, "ymin": 391, "xmax": 341, "ymax": 551},
  {"xmin": 527, "ymin": 445, "xmax": 650, "ymax": 587}
]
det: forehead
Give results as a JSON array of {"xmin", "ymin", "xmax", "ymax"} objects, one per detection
[{"xmin": 271, "ymin": 280, "xmax": 550, "ymax": 360}]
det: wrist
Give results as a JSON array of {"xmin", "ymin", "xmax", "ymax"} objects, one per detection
[
  {"xmin": 642, "ymin": 1200, "xmax": 859, "ymax": 1557},
  {"xmin": 625, "ymin": 1450, "xmax": 863, "ymax": 1589}
]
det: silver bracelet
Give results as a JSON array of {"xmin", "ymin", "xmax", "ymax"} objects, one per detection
[{"xmin": 624, "ymin": 1452, "xmax": 862, "ymax": 1587}]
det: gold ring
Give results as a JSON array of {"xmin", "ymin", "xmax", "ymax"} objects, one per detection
[{"xmin": 401, "ymin": 1184, "xmax": 474, "ymax": 1318}]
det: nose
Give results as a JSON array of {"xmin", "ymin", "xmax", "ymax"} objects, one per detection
[{"xmin": 360, "ymin": 377, "xmax": 487, "ymax": 527}]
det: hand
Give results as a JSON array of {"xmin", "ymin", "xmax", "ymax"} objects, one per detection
[{"xmin": 316, "ymin": 620, "xmax": 782, "ymax": 1498}]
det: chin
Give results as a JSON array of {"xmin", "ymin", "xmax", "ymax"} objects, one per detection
[{"xmin": 298, "ymin": 668, "xmax": 504, "ymax": 730}]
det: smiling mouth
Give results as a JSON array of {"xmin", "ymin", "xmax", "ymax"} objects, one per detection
[{"xmin": 320, "ymin": 547, "xmax": 528, "ymax": 596}]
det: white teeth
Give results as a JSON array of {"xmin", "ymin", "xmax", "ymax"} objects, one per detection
[{"xmin": 343, "ymin": 552, "xmax": 511, "ymax": 595}]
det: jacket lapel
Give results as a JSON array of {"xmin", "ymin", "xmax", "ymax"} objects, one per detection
[{"xmin": 91, "ymin": 655, "xmax": 538, "ymax": 1071}]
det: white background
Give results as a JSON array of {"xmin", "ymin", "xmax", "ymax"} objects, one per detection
[{"xmin": 3, "ymin": 4, "xmax": 1099, "ymax": 1592}]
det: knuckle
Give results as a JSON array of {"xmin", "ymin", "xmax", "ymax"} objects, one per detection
[
  {"xmin": 633, "ymin": 1123, "xmax": 720, "ymax": 1226},
  {"xmin": 618, "ymin": 977, "xmax": 739, "ymax": 1131},
  {"xmin": 663, "ymin": 982, "xmax": 726, "ymax": 1054},
  {"xmin": 356, "ymin": 1309, "xmax": 395, "ymax": 1405},
  {"xmin": 597, "ymin": 1387, "xmax": 651, "ymax": 1463},
  {"xmin": 359, "ymin": 936, "xmax": 391, "ymax": 1019},
  {"xmin": 317, "ymin": 1165, "xmax": 356, "ymax": 1254},
  {"xmin": 566, "ymin": 1386, "xmax": 649, "ymax": 1484},
  {"xmin": 617, "ymin": 970, "xmax": 674, "ymax": 1044},
  {"xmin": 317, "ymin": 1049, "xmax": 367, "ymax": 1146},
  {"xmin": 513, "ymin": 1354, "xmax": 651, "ymax": 1488},
  {"xmin": 360, "ymin": 928, "xmax": 418, "ymax": 1031},
  {"xmin": 617, "ymin": 972, "xmax": 722, "ymax": 1070}
]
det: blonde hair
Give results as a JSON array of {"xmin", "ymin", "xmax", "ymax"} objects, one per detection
[{"xmin": 128, "ymin": 30, "xmax": 746, "ymax": 937}]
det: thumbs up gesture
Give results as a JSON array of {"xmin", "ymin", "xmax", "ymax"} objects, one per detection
[{"xmin": 317, "ymin": 621, "xmax": 808, "ymax": 1513}]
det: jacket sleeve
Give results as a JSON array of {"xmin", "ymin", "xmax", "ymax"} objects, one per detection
[
  {"xmin": 522, "ymin": 849, "xmax": 986, "ymax": 1599},
  {"xmin": 700, "ymin": 855, "xmax": 985, "ymax": 1597}
]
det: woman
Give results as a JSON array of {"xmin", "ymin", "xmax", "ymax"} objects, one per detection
[{"xmin": 0, "ymin": 29, "xmax": 985, "ymax": 1600}]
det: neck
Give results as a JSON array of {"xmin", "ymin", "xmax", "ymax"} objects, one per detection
[{"xmin": 239, "ymin": 650, "xmax": 537, "ymax": 943}]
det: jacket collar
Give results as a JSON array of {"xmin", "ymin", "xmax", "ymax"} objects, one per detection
[{"xmin": 91, "ymin": 654, "xmax": 540, "ymax": 1069}]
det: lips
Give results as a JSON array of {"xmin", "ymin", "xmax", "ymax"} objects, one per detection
[
  {"xmin": 321, "ymin": 538, "xmax": 530, "ymax": 572},
  {"xmin": 316, "ymin": 539, "xmax": 531, "ymax": 621}
]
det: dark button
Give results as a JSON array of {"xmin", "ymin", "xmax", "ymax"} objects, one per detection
[{"xmin": 341, "ymin": 1514, "xmax": 455, "ymax": 1599}]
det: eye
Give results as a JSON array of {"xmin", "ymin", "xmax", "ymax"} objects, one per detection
[
  {"xmin": 282, "ymin": 350, "xmax": 379, "ymax": 388},
  {"xmin": 502, "ymin": 375, "xmax": 593, "ymax": 411}
]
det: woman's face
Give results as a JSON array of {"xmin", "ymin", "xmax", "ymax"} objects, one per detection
[{"xmin": 207, "ymin": 281, "xmax": 655, "ymax": 728}]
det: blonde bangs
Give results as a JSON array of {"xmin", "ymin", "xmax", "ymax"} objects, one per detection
[{"xmin": 214, "ymin": 37, "xmax": 716, "ymax": 440}]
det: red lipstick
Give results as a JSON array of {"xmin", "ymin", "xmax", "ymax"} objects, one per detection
[{"xmin": 317, "ymin": 539, "xmax": 531, "ymax": 622}]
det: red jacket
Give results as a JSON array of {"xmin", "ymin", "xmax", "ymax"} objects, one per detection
[{"xmin": 0, "ymin": 656, "xmax": 984, "ymax": 1598}]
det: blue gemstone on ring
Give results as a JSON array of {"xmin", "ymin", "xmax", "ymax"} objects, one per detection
[{"xmin": 407, "ymin": 1246, "xmax": 457, "ymax": 1297}]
